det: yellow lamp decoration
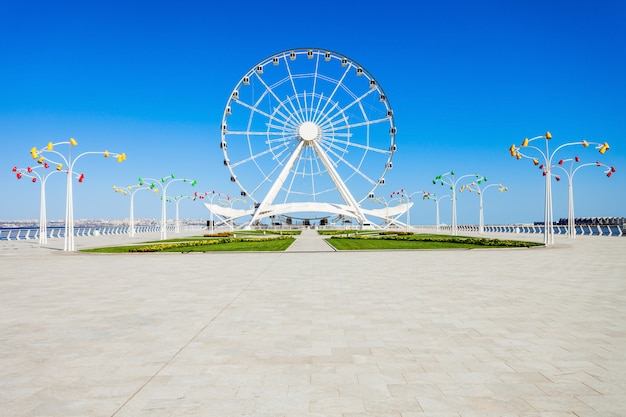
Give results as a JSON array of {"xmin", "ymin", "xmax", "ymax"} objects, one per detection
[
  {"xmin": 545, "ymin": 131, "xmax": 552, "ymax": 139},
  {"xmin": 104, "ymin": 150, "xmax": 109, "ymax": 158},
  {"xmin": 598, "ymin": 142, "xmax": 609, "ymax": 154},
  {"xmin": 116, "ymin": 153, "xmax": 126, "ymax": 163},
  {"xmin": 69, "ymin": 137, "xmax": 78, "ymax": 146},
  {"xmin": 509, "ymin": 144, "xmax": 516, "ymax": 156},
  {"xmin": 56, "ymin": 164, "xmax": 63, "ymax": 171},
  {"xmin": 522, "ymin": 138, "xmax": 529, "ymax": 147},
  {"xmin": 30, "ymin": 147, "xmax": 39, "ymax": 159},
  {"xmin": 533, "ymin": 158, "xmax": 539, "ymax": 165},
  {"xmin": 582, "ymin": 140, "xmax": 589, "ymax": 147},
  {"xmin": 47, "ymin": 142, "xmax": 54, "ymax": 151}
]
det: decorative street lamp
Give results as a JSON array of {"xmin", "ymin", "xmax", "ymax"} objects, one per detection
[
  {"xmin": 432, "ymin": 171, "xmax": 484, "ymax": 235},
  {"xmin": 459, "ymin": 177, "xmax": 508, "ymax": 234},
  {"xmin": 12, "ymin": 164, "xmax": 69, "ymax": 244},
  {"xmin": 30, "ymin": 138, "xmax": 126, "ymax": 251},
  {"xmin": 390, "ymin": 189, "xmax": 421, "ymax": 232},
  {"xmin": 422, "ymin": 192, "xmax": 450, "ymax": 232},
  {"xmin": 165, "ymin": 194, "xmax": 195, "ymax": 234},
  {"xmin": 509, "ymin": 132, "xmax": 610, "ymax": 245},
  {"xmin": 551, "ymin": 157, "xmax": 616, "ymax": 238},
  {"xmin": 203, "ymin": 190, "xmax": 223, "ymax": 235},
  {"xmin": 217, "ymin": 194, "xmax": 247, "ymax": 231},
  {"xmin": 138, "ymin": 175, "xmax": 197, "ymax": 240},
  {"xmin": 113, "ymin": 184, "xmax": 159, "ymax": 237}
]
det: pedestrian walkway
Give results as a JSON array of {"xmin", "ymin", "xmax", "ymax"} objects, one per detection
[
  {"xmin": 1, "ymin": 233, "xmax": 625, "ymax": 417},
  {"xmin": 285, "ymin": 228, "xmax": 336, "ymax": 252}
]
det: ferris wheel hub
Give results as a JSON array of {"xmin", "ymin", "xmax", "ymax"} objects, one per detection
[{"xmin": 298, "ymin": 121, "xmax": 320, "ymax": 142}]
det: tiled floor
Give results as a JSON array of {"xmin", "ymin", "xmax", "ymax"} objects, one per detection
[{"xmin": 1, "ymin": 232, "xmax": 624, "ymax": 416}]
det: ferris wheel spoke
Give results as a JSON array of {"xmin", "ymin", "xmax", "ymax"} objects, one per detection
[
  {"xmin": 284, "ymin": 95, "xmax": 305, "ymax": 125},
  {"xmin": 310, "ymin": 57, "xmax": 321, "ymax": 121},
  {"xmin": 228, "ymin": 130, "xmax": 283, "ymax": 136},
  {"xmin": 248, "ymin": 145, "xmax": 297, "ymax": 196},
  {"xmin": 229, "ymin": 145, "xmax": 287, "ymax": 169},
  {"xmin": 253, "ymin": 70, "xmax": 305, "ymax": 125},
  {"xmin": 284, "ymin": 59, "xmax": 307, "ymax": 122},
  {"xmin": 323, "ymin": 136, "xmax": 388, "ymax": 155},
  {"xmin": 232, "ymin": 99, "xmax": 276, "ymax": 121},
  {"xmin": 325, "ymin": 88, "xmax": 379, "ymax": 125},
  {"xmin": 312, "ymin": 65, "xmax": 352, "ymax": 125},
  {"xmin": 339, "ymin": 116, "xmax": 391, "ymax": 130},
  {"xmin": 324, "ymin": 146, "xmax": 377, "ymax": 185}
]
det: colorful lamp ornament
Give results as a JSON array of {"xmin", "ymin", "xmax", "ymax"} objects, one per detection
[
  {"xmin": 551, "ymin": 156, "xmax": 617, "ymax": 238},
  {"xmin": 460, "ymin": 177, "xmax": 507, "ymax": 234},
  {"xmin": 508, "ymin": 131, "xmax": 613, "ymax": 244},
  {"xmin": 114, "ymin": 183, "xmax": 158, "ymax": 237},
  {"xmin": 135, "ymin": 174, "xmax": 198, "ymax": 240},
  {"xmin": 12, "ymin": 163, "xmax": 78, "ymax": 245},
  {"xmin": 431, "ymin": 171, "xmax": 483, "ymax": 235},
  {"xmin": 28, "ymin": 137, "xmax": 126, "ymax": 251}
]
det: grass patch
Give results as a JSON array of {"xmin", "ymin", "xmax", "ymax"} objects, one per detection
[
  {"xmin": 81, "ymin": 236, "xmax": 295, "ymax": 253},
  {"xmin": 327, "ymin": 233, "xmax": 543, "ymax": 250}
]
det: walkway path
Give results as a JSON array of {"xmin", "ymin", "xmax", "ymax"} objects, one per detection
[{"xmin": 285, "ymin": 228, "xmax": 336, "ymax": 252}]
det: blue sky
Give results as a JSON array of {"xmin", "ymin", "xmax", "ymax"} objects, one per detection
[{"xmin": 2, "ymin": 0, "xmax": 625, "ymax": 225}]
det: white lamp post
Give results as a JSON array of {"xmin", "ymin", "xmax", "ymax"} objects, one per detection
[
  {"xmin": 509, "ymin": 132, "xmax": 610, "ymax": 245},
  {"xmin": 551, "ymin": 158, "xmax": 616, "ymax": 238},
  {"xmin": 459, "ymin": 178, "xmax": 508, "ymax": 234},
  {"xmin": 432, "ymin": 171, "xmax": 484, "ymax": 235},
  {"xmin": 113, "ymin": 184, "xmax": 159, "ymax": 237},
  {"xmin": 12, "ymin": 164, "xmax": 68, "ymax": 245},
  {"xmin": 31, "ymin": 139, "xmax": 125, "ymax": 251},
  {"xmin": 138, "ymin": 175, "xmax": 197, "ymax": 240},
  {"xmin": 422, "ymin": 192, "xmax": 450, "ymax": 232}
]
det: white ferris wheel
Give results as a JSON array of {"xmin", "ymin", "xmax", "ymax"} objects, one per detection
[{"xmin": 220, "ymin": 48, "xmax": 397, "ymax": 227}]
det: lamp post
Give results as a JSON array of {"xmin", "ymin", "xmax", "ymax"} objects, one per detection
[
  {"xmin": 551, "ymin": 157, "xmax": 616, "ymax": 238},
  {"xmin": 12, "ymin": 164, "xmax": 68, "ymax": 245},
  {"xmin": 30, "ymin": 139, "xmax": 126, "ymax": 251},
  {"xmin": 165, "ymin": 194, "xmax": 195, "ymax": 234},
  {"xmin": 459, "ymin": 179, "xmax": 508, "ymax": 234},
  {"xmin": 422, "ymin": 192, "xmax": 450, "ymax": 232},
  {"xmin": 432, "ymin": 171, "xmax": 484, "ymax": 235},
  {"xmin": 509, "ymin": 132, "xmax": 610, "ymax": 245},
  {"xmin": 204, "ymin": 190, "xmax": 222, "ymax": 235},
  {"xmin": 390, "ymin": 189, "xmax": 421, "ymax": 232},
  {"xmin": 218, "ymin": 194, "xmax": 246, "ymax": 231},
  {"xmin": 138, "ymin": 175, "xmax": 197, "ymax": 240},
  {"xmin": 113, "ymin": 184, "xmax": 158, "ymax": 237}
]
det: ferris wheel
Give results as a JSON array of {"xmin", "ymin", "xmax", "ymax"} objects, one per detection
[{"xmin": 220, "ymin": 48, "xmax": 397, "ymax": 225}]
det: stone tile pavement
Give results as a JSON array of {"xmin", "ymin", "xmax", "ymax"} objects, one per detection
[{"xmin": 0, "ymin": 231, "xmax": 625, "ymax": 416}]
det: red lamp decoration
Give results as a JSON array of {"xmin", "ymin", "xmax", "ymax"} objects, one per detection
[{"xmin": 78, "ymin": 173, "xmax": 85, "ymax": 183}]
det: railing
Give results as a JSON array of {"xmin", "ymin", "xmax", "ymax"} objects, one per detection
[
  {"xmin": 430, "ymin": 224, "xmax": 623, "ymax": 237},
  {"xmin": 0, "ymin": 225, "xmax": 207, "ymax": 241}
]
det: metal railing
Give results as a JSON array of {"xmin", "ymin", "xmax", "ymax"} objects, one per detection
[{"xmin": 0, "ymin": 224, "xmax": 206, "ymax": 241}]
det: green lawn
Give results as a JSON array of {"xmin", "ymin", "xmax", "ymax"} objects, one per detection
[
  {"xmin": 326, "ymin": 233, "xmax": 543, "ymax": 250},
  {"xmin": 81, "ymin": 236, "xmax": 295, "ymax": 253}
]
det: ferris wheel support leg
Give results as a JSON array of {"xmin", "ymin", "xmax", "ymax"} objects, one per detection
[
  {"xmin": 311, "ymin": 141, "xmax": 369, "ymax": 226},
  {"xmin": 248, "ymin": 142, "xmax": 306, "ymax": 227}
]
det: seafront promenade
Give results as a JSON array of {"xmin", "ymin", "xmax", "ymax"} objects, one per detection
[{"xmin": 1, "ymin": 230, "xmax": 625, "ymax": 416}]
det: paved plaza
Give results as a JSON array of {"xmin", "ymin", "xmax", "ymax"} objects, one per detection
[{"xmin": 1, "ymin": 230, "xmax": 625, "ymax": 417}]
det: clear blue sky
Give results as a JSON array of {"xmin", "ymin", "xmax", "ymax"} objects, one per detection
[{"xmin": 2, "ymin": 0, "xmax": 625, "ymax": 225}]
